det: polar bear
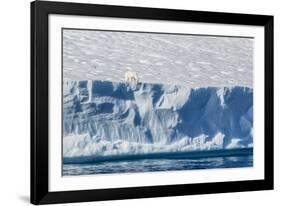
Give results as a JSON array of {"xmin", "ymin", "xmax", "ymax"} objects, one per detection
[{"xmin": 124, "ymin": 70, "xmax": 139, "ymax": 84}]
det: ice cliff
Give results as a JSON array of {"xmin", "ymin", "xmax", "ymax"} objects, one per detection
[{"xmin": 63, "ymin": 80, "xmax": 253, "ymax": 159}]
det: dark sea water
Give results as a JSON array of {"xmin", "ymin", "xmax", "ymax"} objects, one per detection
[{"xmin": 63, "ymin": 153, "xmax": 253, "ymax": 176}]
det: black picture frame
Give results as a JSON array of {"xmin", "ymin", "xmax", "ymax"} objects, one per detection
[{"xmin": 31, "ymin": 0, "xmax": 274, "ymax": 205}]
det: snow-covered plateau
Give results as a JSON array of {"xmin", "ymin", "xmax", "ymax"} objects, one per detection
[
  {"xmin": 63, "ymin": 80, "xmax": 253, "ymax": 160},
  {"xmin": 63, "ymin": 30, "xmax": 253, "ymax": 88}
]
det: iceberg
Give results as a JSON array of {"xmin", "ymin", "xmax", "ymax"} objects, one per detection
[{"xmin": 63, "ymin": 80, "xmax": 253, "ymax": 161}]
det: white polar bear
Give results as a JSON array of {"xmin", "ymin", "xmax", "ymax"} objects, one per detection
[{"xmin": 124, "ymin": 70, "xmax": 139, "ymax": 84}]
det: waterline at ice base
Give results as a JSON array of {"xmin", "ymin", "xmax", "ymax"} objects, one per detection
[{"xmin": 63, "ymin": 80, "xmax": 253, "ymax": 175}]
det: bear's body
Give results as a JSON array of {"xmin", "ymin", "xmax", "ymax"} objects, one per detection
[{"xmin": 124, "ymin": 71, "xmax": 139, "ymax": 84}]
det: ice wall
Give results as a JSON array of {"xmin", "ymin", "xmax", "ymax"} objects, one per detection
[{"xmin": 63, "ymin": 80, "xmax": 253, "ymax": 158}]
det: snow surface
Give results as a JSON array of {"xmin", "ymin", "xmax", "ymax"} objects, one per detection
[
  {"xmin": 63, "ymin": 80, "xmax": 253, "ymax": 159},
  {"xmin": 63, "ymin": 29, "xmax": 253, "ymax": 88}
]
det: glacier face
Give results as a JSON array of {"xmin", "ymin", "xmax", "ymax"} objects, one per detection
[{"xmin": 63, "ymin": 80, "xmax": 253, "ymax": 158}]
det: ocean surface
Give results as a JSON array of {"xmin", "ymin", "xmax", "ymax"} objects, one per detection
[{"xmin": 63, "ymin": 149, "xmax": 253, "ymax": 176}]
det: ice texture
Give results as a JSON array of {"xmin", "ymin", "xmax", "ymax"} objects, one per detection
[{"xmin": 63, "ymin": 80, "xmax": 253, "ymax": 159}]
